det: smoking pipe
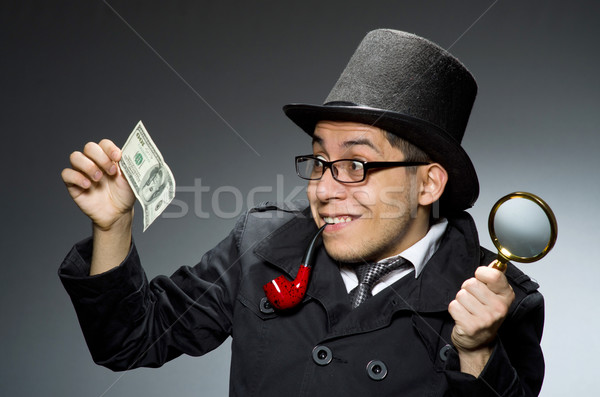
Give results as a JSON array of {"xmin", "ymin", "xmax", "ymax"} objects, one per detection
[{"xmin": 262, "ymin": 224, "xmax": 327, "ymax": 310}]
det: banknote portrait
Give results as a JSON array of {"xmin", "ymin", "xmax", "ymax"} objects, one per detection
[{"xmin": 140, "ymin": 164, "xmax": 167, "ymax": 204}]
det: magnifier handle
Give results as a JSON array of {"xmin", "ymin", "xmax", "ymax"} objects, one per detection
[{"xmin": 489, "ymin": 258, "xmax": 507, "ymax": 273}]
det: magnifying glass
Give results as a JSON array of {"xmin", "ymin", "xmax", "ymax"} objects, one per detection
[{"xmin": 488, "ymin": 192, "xmax": 558, "ymax": 272}]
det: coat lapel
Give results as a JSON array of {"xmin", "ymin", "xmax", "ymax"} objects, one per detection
[
  {"xmin": 253, "ymin": 207, "xmax": 316, "ymax": 278},
  {"xmin": 253, "ymin": 208, "xmax": 482, "ymax": 339},
  {"xmin": 253, "ymin": 208, "xmax": 352, "ymax": 329},
  {"xmin": 320, "ymin": 212, "xmax": 483, "ymax": 340}
]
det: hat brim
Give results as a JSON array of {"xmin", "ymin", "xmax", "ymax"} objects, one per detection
[{"xmin": 283, "ymin": 103, "xmax": 479, "ymax": 212}]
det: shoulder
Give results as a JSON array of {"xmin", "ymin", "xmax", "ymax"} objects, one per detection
[
  {"xmin": 247, "ymin": 200, "xmax": 310, "ymax": 217},
  {"xmin": 233, "ymin": 200, "xmax": 312, "ymax": 249}
]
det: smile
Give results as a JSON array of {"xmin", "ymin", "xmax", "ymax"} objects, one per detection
[{"xmin": 323, "ymin": 216, "xmax": 353, "ymax": 224}]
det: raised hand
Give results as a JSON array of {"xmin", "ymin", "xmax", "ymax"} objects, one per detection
[
  {"xmin": 61, "ymin": 139, "xmax": 135, "ymax": 231},
  {"xmin": 448, "ymin": 262, "xmax": 515, "ymax": 376}
]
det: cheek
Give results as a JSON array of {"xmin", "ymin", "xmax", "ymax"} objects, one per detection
[
  {"xmin": 349, "ymin": 187, "xmax": 372, "ymax": 206},
  {"xmin": 379, "ymin": 189, "xmax": 412, "ymax": 219},
  {"xmin": 351, "ymin": 175, "xmax": 413, "ymax": 217},
  {"xmin": 348, "ymin": 182, "xmax": 383, "ymax": 209},
  {"xmin": 306, "ymin": 182, "xmax": 317, "ymax": 201},
  {"xmin": 307, "ymin": 183, "xmax": 320, "ymax": 219}
]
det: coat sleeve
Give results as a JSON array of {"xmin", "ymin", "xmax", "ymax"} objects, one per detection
[
  {"xmin": 443, "ymin": 281, "xmax": 545, "ymax": 396},
  {"xmin": 58, "ymin": 216, "xmax": 245, "ymax": 371}
]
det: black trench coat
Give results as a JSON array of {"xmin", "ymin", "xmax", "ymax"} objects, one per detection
[{"xmin": 59, "ymin": 202, "xmax": 544, "ymax": 396}]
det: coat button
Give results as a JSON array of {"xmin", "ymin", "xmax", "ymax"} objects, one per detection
[
  {"xmin": 312, "ymin": 346, "xmax": 332, "ymax": 365},
  {"xmin": 366, "ymin": 360, "xmax": 387, "ymax": 380},
  {"xmin": 259, "ymin": 297, "xmax": 275, "ymax": 314},
  {"xmin": 439, "ymin": 344, "xmax": 453, "ymax": 362}
]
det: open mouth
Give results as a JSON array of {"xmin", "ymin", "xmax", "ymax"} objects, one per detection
[{"xmin": 322, "ymin": 215, "xmax": 354, "ymax": 225}]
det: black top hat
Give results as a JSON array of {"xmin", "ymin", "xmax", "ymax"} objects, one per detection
[{"xmin": 284, "ymin": 29, "xmax": 479, "ymax": 213}]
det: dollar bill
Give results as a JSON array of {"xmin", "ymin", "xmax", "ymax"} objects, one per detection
[{"xmin": 120, "ymin": 120, "xmax": 176, "ymax": 231}]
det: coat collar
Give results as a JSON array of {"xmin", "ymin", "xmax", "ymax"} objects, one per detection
[
  {"xmin": 389, "ymin": 211, "xmax": 482, "ymax": 313},
  {"xmin": 253, "ymin": 206, "xmax": 317, "ymax": 278},
  {"xmin": 254, "ymin": 207, "xmax": 482, "ymax": 331},
  {"xmin": 252, "ymin": 207, "xmax": 352, "ymax": 326}
]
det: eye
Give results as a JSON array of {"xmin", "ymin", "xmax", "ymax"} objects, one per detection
[
  {"xmin": 350, "ymin": 160, "xmax": 364, "ymax": 171},
  {"xmin": 311, "ymin": 156, "xmax": 325, "ymax": 170}
]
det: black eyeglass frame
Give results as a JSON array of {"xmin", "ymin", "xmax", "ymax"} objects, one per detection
[{"xmin": 295, "ymin": 155, "xmax": 431, "ymax": 183}]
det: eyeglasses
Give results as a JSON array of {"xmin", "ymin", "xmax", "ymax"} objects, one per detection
[{"xmin": 295, "ymin": 155, "xmax": 430, "ymax": 183}]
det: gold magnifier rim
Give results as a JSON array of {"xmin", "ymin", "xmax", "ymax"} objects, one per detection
[{"xmin": 488, "ymin": 191, "xmax": 558, "ymax": 263}]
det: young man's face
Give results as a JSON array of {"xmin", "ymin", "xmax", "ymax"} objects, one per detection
[{"xmin": 307, "ymin": 121, "xmax": 425, "ymax": 263}]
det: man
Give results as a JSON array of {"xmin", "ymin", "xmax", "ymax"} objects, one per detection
[
  {"xmin": 140, "ymin": 164, "xmax": 167, "ymax": 204},
  {"xmin": 60, "ymin": 29, "xmax": 544, "ymax": 396}
]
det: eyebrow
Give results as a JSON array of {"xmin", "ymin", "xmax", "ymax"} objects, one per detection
[{"xmin": 312, "ymin": 135, "xmax": 382, "ymax": 156}]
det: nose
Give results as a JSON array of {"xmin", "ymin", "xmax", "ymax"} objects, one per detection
[{"xmin": 314, "ymin": 167, "xmax": 347, "ymax": 202}]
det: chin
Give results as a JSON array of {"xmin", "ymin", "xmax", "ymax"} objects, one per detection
[{"xmin": 323, "ymin": 239, "xmax": 370, "ymax": 264}]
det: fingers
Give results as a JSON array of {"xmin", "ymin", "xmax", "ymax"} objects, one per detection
[
  {"xmin": 454, "ymin": 280, "xmax": 490, "ymax": 316},
  {"xmin": 449, "ymin": 288, "xmax": 502, "ymax": 351},
  {"xmin": 448, "ymin": 272, "xmax": 514, "ymax": 347},
  {"xmin": 64, "ymin": 141, "xmax": 121, "ymax": 187},
  {"xmin": 475, "ymin": 265, "xmax": 514, "ymax": 296},
  {"xmin": 458, "ymin": 272, "xmax": 513, "ymax": 312},
  {"xmin": 448, "ymin": 265, "xmax": 517, "ymax": 352},
  {"xmin": 448, "ymin": 297, "xmax": 474, "ymax": 325},
  {"xmin": 61, "ymin": 166, "xmax": 91, "ymax": 190},
  {"xmin": 98, "ymin": 139, "xmax": 122, "ymax": 163},
  {"xmin": 460, "ymin": 277, "xmax": 493, "ymax": 303},
  {"xmin": 83, "ymin": 141, "xmax": 120, "ymax": 176}
]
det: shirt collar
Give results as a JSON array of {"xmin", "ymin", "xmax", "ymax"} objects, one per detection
[{"xmin": 391, "ymin": 217, "xmax": 448, "ymax": 278}]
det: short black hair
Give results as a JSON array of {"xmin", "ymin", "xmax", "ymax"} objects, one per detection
[{"xmin": 383, "ymin": 131, "xmax": 431, "ymax": 164}]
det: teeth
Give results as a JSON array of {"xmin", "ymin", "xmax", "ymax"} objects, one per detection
[{"xmin": 324, "ymin": 216, "xmax": 352, "ymax": 224}]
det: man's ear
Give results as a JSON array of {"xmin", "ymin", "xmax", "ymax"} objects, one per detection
[{"xmin": 417, "ymin": 163, "xmax": 448, "ymax": 206}]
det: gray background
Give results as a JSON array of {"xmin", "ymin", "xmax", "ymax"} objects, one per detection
[{"xmin": 2, "ymin": 1, "xmax": 598, "ymax": 396}]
